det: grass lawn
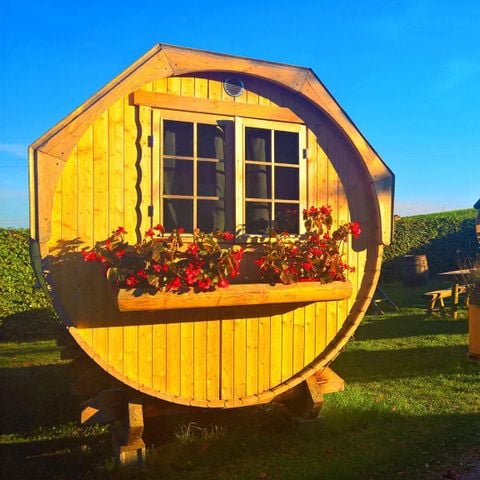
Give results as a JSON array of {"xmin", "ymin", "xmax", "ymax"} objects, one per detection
[{"xmin": 1, "ymin": 281, "xmax": 479, "ymax": 479}]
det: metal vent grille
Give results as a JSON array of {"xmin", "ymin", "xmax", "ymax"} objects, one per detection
[{"xmin": 224, "ymin": 78, "xmax": 245, "ymax": 97}]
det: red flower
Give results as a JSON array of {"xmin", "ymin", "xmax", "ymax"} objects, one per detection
[
  {"xmin": 187, "ymin": 243, "xmax": 199, "ymax": 255},
  {"xmin": 222, "ymin": 231, "xmax": 235, "ymax": 241},
  {"xmin": 125, "ymin": 275, "xmax": 139, "ymax": 288},
  {"xmin": 81, "ymin": 250, "xmax": 98, "ymax": 262},
  {"xmin": 197, "ymin": 278, "xmax": 212, "ymax": 291},
  {"xmin": 154, "ymin": 224, "xmax": 164, "ymax": 233},
  {"xmin": 98, "ymin": 255, "xmax": 108, "ymax": 264},
  {"xmin": 115, "ymin": 226, "xmax": 126, "ymax": 235},
  {"xmin": 302, "ymin": 261, "xmax": 313, "ymax": 271},
  {"xmin": 115, "ymin": 249, "xmax": 126, "ymax": 258},
  {"xmin": 105, "ymin": 239, "xmax": 112, "ymax": 250},
  {"xmin": 218, "ymin": 278, "xmax": 229, "ymax": 288},
  {"xmin": 167, "ymin": 276, "xmax": 182, "ymax": 290},
  {"xmin": 137, "ymin": 269, "xmax": 148, "ymax": 279},
  {"xmin": 145, "ymin": 228, "xmax": 155, "ymax": 238},
  {"xmin": 349, "ymin": 221, "xmax": 361, "ymax": 238},
  {"xmin": 229, "ymin": 269, "xmax": 240, "ymax": 278},
  {"xmin": 255, "ymin": 258, "xmax": 265, "ymax": 267},
  {"xmin": 177, "ymin": 227, "xmax": 185, "ymax": 234},
  {"xmin": 323, "ymin": 232, "xmax": 331, "ymax": 240},
  {"xmin": 152, "ymin": 263, "xmax": 162, "ymax": 273},
  {"xmin": 321, "ymin": 205, "xmax": 332, "ymax": 215}
]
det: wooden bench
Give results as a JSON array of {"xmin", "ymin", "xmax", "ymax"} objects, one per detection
[{"xmin": 424, "ymin": 285, "xmax": 467, "ymax": 316}]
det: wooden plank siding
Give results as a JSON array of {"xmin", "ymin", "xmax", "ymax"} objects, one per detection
[{"xmin": 48, "ymin": 73, "xmax": 366, "ymax": 406}]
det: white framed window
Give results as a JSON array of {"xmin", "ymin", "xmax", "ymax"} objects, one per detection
[{"xmin": 152, "ymin": 111, "xmax": 307, "ymax": 235}]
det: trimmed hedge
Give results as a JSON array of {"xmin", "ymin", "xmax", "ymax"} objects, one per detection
[
  {"xmin": 0, "ymin": 228, "xmax": 59, "ymax": 340},
  {"xmin": 381, "ymin": 209, "xmax": 478, "ymax": 282}
]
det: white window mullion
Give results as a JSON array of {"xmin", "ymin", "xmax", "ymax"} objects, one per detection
[{"xmin": 234, "ymin": 116, "xmax": 244, "ymax": 234}]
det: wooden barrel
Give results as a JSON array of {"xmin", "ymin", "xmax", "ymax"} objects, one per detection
[
  {"xmin": 28, "ymin": 44, "xmax": 394, "ymax": 412},
  {"xmin": 402, "ymin": 255, "xmax": 429, "ymax": 286}
]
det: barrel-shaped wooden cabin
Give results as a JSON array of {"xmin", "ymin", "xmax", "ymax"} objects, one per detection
[{"xmin": 29, "ymin": 44, "xmax": 393, "ymax": 456}]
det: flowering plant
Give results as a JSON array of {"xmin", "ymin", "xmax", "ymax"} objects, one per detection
[
  {"xmin": 255, "ymin": 205, "xmax": 360, "ymax": 285},
  {"xmin": 81, "ymin": 225, "xmax": 244, "ymax": 293}
]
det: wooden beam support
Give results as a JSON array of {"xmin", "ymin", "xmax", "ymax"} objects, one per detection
[{"xmin": 131, "ymin": 89, "xmax": 303, "ymax": 124}]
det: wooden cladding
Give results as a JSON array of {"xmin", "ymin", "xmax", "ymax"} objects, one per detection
[
  {"xmin": 132, "ymin": 90, "xmax": 303, "ymax": 124},
  {"xmin": 117, "ymin": 281, "xmax": 353, "ymax": 312}
]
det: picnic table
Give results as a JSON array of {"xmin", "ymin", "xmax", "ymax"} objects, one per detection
[{"xmin": 436, "ymin": 269, "xmax": 471, "ymax": 319}]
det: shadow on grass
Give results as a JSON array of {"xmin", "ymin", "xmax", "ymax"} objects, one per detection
[
  {"xmin": 0, "ymin": 308, "xmax": 60, "ymax": 342},
  {"xmin": 0, "ymin": 363, "xmax": 74, "ymax": 434},
  {"xmin": 357, "ymin": 312, "xmax": 468, "ymax": 341},
  {"xmin": 334, "ymin": 344, "xmax": 474, "ymax": 382}
]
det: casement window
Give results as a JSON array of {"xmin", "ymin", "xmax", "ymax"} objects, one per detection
[{"xmin": 154, "ymin": 111, "xmax": 306, "ymax": 235}]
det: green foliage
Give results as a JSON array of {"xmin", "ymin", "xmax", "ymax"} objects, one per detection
[
  {"xmin": 0, "ymin": 228, "xmax": 59, "ymax": 340},
  {"xmin": 382, "ymin": 209, "xmax": 477, "ymax": 281}
]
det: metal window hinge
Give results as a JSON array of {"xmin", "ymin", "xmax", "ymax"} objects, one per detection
[
  {"xmin": 148, "ymin": 205, "xmax": 154, "ymax": 217},
  {"xmin": 302, "ymin": 148, "xmax": 308, "ymax": 159},
  {"xmin": 148, "ymin": 135, "xmax": 154, "ymax": 147}
]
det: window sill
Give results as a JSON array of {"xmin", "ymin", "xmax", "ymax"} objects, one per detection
[{"xmin": 116, "ymin": 280, "xmax": 352, "ymax": 312}]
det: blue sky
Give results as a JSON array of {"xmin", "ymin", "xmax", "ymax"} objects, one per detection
[{"xmin": 1, "ymin": 0, "xmax": 479, "ymax": 227}]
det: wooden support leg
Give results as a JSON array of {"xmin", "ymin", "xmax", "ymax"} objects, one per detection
[
  {"xmin": 451, "ymin": 283, "xmax": 459, "ymax": 320},
  {"xmin": 276, "ymin": 367, "xmax": 344, "ymax": 421},
  {"xmin": 112, "ymin": 402, "xmax": 146, "ymax": 466}
]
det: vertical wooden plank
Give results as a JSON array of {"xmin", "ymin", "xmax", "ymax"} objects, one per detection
[
  {"xmin": 326, "ymin": 159, "xmax": 339, "ymax": 344},
  {"xmin": 167, "ymin": 77, "xmax": 181, "ymax": 96},
  {"xmin": 246, "ymin": 316, "xmax": 259, "ymax": 397},
  {"xmin": 123, "ymin": 325, "xmax": 138, "ymax": 383},
  {"xmin": 315, "ymin": 301, "xmax": 327, "ymax": 356},
  {"xmin": 304, "ymin": 303, "xmax": 316, "ymax": 366},
  {"xmin": 257, "ymin": 308, "xmax": 271, "ymax": 392},
  {"xmin": 181, "ymin": 318, "xmax": 195, "ymax": 400},
  {"xmin": 60, "ymin": 148, "xmax": 78, "ymax": 323},
  {"xmin": 181, "ymin": 76, "xmax": 195, "ymax": 97},
  {"xmin": 76, "ymin": 127, "xmax": 94, "ymax": 337},
  {"xmin": 166, "ymin": 318, "xmax": 181, "ymax": 397},
  {"xmin": 153, "ymin": 78, "xmax": 167, "ymax": 93},
  {"xmin": 269, "ymin": 310, "xmax": 282, "ymax": 387},
  {"xmin": 193, "ymin": 313, "xmax": 208, "ymax": 402},
  {"xmin": 151, "ymin": 109, "xmax": 161, "ymax": 227},
  {"xmin": 233, "ymin": 318, "xmax": 247, "ymax": 399},
  {"xmin": 292, "ymin": 308, "xmax": 305, "ymax": 373},
  {"xmin": 107, "ymin": 99, "xmax": 125, "ymax": 374},
  {"xmin": 92, "ymin": 111, "xmax": 109, "ymax": 360},
  {"xmin": 139, "ymin": 82, "xmax": 153, "ymax": 233},
  {"xmin": 208, "ymin": 76, "xmax": 223, "ymax": 101},
  {"xmin": 152, "ymin": 322, "xmax": 167, "ymax": 391},
  {"xmin": 138, "ymin": 324, "xmax": 153, "ymax": 387},
  {"xmin": 280, "ymin": 309, "xmax": 293, "ymax": 382},
  {"xmin": 194, "ymin": 76, "xmax": 208, "ymax": 99},
  {"xmin": 206, "ymin": 313, "xmax": 220, "ymax": 401},
  {"xmin": 220, "ymin": 318, "xmax": 234, "ymax": 400}
]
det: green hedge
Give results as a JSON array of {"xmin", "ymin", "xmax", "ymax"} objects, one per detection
[
  {"xmin": 0, "ymin": 229, "xmax": 59, "ymax": 340},
  {"xmin": 381, "ymin": 209, "xmax": 478, "ymax": 282}
]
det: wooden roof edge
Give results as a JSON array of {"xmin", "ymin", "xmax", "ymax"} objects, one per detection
[
  {"xmin": 29, "ymin": 44, "xmax": 165, "ymax": 152},
  {"xmin": 159, "ymin": 42, "xmax": 311, "ymax": 74},
  {"xmin": 304, "ymin": 70, "xmax": 394, "ymax": 182}
]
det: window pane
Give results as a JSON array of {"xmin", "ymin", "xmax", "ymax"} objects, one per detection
[
  {"xmin": 164, "ymin": 199, "xmax": 193, "ymax": 232},
  {"xmin": 163, "ymin": 159, "xmax": 193, "ymax": 195},
  {"xmin": 163, "ymin": 120, "xmax": 193, "ymax": 157},
  {"xmin": 275, "ymin": 131, "xmax": 299, "ymax": 164},
  {"xmin": 198, "ymin": 161, "xmax": 225, "ymax": 197},
  {"xmin": 246, "ymin": 165, "xmax": 271, "ymax": 199},
  {"xmin": 197, "ymin": 200, "xmax": 226, "ymax": 232},
  {"xmin": 275, "ymin": 203, "xmax": 299, "ymax": 234},
  {"xmin": 245, "ymin": 127, "xmax": 271, "ymax": 162},
  {"xmin": 275, "ymin": 167, "xmax": 299, "ymax": 200},
  {"xmin": 246, "ymin": 202, "xmax": 271, "ymax": 234},
  {"xmin": 198, "ymin": 124, "xmax": 225, "ymax": 159}
]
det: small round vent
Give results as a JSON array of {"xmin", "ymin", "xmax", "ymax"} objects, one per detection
[{"xmin": 224, "ymin": 77, "xmax": 245, "ymax": 97}]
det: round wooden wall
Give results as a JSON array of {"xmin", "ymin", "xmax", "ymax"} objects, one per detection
[{"xmin": 46, "ymin": 73, "xmax": 381, "ymax": 408}]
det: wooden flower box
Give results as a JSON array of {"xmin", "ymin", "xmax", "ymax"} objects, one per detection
[{"xmin": 116, "ymin": 280, "xmax": 353, "ymax": 312}]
